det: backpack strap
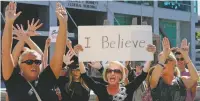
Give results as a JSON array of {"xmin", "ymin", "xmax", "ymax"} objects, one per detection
[{"xmin": 28, "ymin": 81, "xmax": 42, "ymax": 101}]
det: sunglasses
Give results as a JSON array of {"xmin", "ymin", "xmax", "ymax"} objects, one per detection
[
  {"xmin": 106, "ymin": 69, "xmax": 122, "ymax": 74},
  {"xmin": 176, "ymin": 58, "xmax": 184, "ymax": 61},
  {"xmin": 21, "ymin": 60, "xmax": 42, "ymax": 65}
]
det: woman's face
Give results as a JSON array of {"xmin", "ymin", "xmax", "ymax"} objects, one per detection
[
  {"xmin": 106, "ymin": 64, "xmax": 123, "ymax": 85},
  {"xmin": 135, "ymin": 65, "xmax": 142, "ymax": 74},
  {"xmin": 20, "ymin": 53, "xmax": 42, "ymax": 81},
  {"xmin": 163, "ymin": 58, "xmax": 176, "ymax": 74},
  {"xmin": 72, "ymin": 69, "xmax": 81, "ymax": 81}
]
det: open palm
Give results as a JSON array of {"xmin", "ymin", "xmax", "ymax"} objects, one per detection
[
  {"xmin": 5, "ymin": 2, "xmax": 21, "ymax": 23},
  {"xmin": 55, "ymin": 2, "xmax": 68, "ymax": 23}
]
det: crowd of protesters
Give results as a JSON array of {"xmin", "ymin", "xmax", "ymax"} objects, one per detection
[{"xmin": 1, "ymin": 2, "xmax": 199, "ymax": 101}]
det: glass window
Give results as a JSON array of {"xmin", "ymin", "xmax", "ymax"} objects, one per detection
[
  {"xmin": 114, "ymin": 13, "xmax": 133, "ymax": 25},
  {"xmin": 1, "ymin": 1, "xmax": 49, "ymax": 31},
  {"xmin": 159, "ymin": 19, "xmax": 177, "ymax": 47},
  {"xmin": 158, "ymin": 1, "xmax": 191, "ymax": 12},
  {"xmin": 194, "ymin": 1, "xmax": 198, "ymax": 13},
  {"xmin": 115, "ymin": 1, "xmax": 153, "ymax": 6}
]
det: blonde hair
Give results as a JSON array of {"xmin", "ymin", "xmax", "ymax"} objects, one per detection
[
  {"xmin": 102, "ymin": 61, "xmax": 126, "ymax": 83},
  {"xmin": 146, "ymin": 53, "xmax": 181, "ymax": 86},
  {"xmin": 18, "ymin": 49, "xmax": 42, "ymax": 65}
]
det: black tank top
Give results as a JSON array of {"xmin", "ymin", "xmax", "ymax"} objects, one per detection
[{"xmin": 151, "ymin": 77, "xmax": 186, "ymax": 101}]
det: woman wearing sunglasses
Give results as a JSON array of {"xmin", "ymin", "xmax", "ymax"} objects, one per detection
[
  {"xmin": 150, "ymin": 38, "xmax": 199, "ymax": 101},
  {"xmin": 175, "ymin": 51, "xmax": 198, "ymax": 101},
  {"xmin": 78, "ymin": 44, "xmax": 156, "ymax": 101},
  {"xmin": 2, "ymin": 2, "xmax": 68, "ymax": 101}
]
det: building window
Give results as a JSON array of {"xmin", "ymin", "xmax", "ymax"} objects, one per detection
[
  {"xmin": 114, "ymin": 13, "xmax": 133, "ymax": 25},
  {"xmin": 194, "ymin": 1, "xmax": 198, "ymax": 13},
  {"xmin": 1, "ymin": 1, "xmax": 49, "ymax": 31},
  {"xmin": 159, "ymin": 19, "xmax": 177, "ymax": 47},
  {"xmin": 158, "ymin": 1, "xmax": 191, "ymax": 12},
  {"xmin": 116, "ymin": 0, "xmax": 153, "ymax": 6}
]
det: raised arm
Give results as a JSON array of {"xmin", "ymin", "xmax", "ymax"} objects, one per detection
[
  {"xmin": 150, "ymin": 37, "xmax": 171, "ymax": 89},
  {"xmin": 177, "ymin": 39, "xmax": 199, "ymax": 89},
  {"xmin": 88, "ymin": 61, "xmax": 104, "ymax": 74},
  {"xmin": 2, "ymin": 2, "xmax": 21, "ymax": 80},
  {"xmin": 25, "ymin": 18, "xmax": 43, "ymax": 55},
  {"xmin": 43, "ymin": 37, "xmax": 51, "ymax": 69},
  {"xmin": 80, "ymin": 62, "xmax": 103, "ymax": 93},
  {"xmin": 126, "ymin": 44, "xmax": 156, "ymax": 92},
  {"xmin": 50, "ymin": 2, "xmax": 68, "ymax": 79},
  {"xmin": 12, "ymin": 24, "xmax": 28, "ymax": 66}
]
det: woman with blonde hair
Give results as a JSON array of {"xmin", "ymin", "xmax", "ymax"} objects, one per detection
[
  {"xmin": 150, "ymin": 37, "xmax": 199, "ymax": 101},
  {"xmin": 79, "ymin": 44, "xmax": 156, "ymax": 101}
]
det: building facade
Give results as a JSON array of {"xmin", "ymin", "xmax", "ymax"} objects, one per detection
[{"xmin": 1, "ymin": 1, "xmax": 199, "ymax": 70}]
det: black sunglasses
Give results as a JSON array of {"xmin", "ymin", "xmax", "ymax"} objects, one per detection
[
  {"xmin": 106, "ymin": 69, "xmax": 122, "ymax": 74},
  {"xmin": 21, "ymin": 60, "xmax": 42, "ymax": 65},
  {"xmin": 176, "ymin": 58, "xmax": 184, "ymax": 61}
]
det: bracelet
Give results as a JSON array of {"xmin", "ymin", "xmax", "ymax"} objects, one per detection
[
  {"xmin": 158, "ymin": 62, "xmax": 165, "ymax": 68},
  {"xmin": 186, "ymin": 60, "xmax": 192, "ymax": 65}
]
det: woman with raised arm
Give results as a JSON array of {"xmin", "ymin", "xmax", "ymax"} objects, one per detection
[
  {"xmin": 78, "ymin": 44, "xmax": 156, "ymax": 101},
  {"xmin": 12, "ymin": 18, "xmax": 43, "ymax": 67},
  {"xmin": 150, "ymin": 37, "xmax": 199, "ymax": 101},
  {"xmin": 2, "ymin": 2, "xmax": 68, "ymax": 101}
]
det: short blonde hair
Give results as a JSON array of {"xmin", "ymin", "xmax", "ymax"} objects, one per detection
[
  {"xmin": 102, "ymin": 61, "xmax": 126, "ymax": 83},
  {"xmin": 18, "ymin": 49, "xmax": 42, "ymax": 65}
]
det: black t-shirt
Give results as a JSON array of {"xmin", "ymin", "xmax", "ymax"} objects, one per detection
[
  {"xmin": 57, "ymin": 76, "xmax": 90, "ymax": 101},
  {"xmin": 81, "ymin": 70, "xmax": 148, "ymax": 101},
  {"xmin": 151, "ymin": 77, "xmax": 186, "ymax": 101},
  {"xmin": 4, "ymin": 65, "xmax": 59, "ymax": 101},
  {"xmin": 57, "ymin": 75, "xmax": 107, "ymax": 101}
]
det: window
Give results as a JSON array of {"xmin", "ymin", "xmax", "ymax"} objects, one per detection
[
  {"xmin": 116, "ymin": 1, "xmax": 153, "ymax": 6},
  {"xmin": 158, "ymin": 1, "xmax": 191, "ymax": 12},
  {"xmin": 1, "ymin": 2, "xmax": 49, "ymax": 31}
]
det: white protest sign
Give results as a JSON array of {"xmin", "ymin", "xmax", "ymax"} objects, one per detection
[
  {"xmin": 102, "ymin": 61, "xmax": 125, "ymax": 68},
  {"xmin": 78, "ymin": 25, "xmax": 153, "ymax": 62},
  {"xmin": 49, "ymin": 26, "xmax": 75, "ymax": 42},
  {"xmin": 49, "ymin": 26, "xmax": 58, "ymax": 42}
]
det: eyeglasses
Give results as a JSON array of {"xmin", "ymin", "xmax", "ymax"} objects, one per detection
[
  {"xmin": 176, "ymin": 58, "xmax": 184, "ymax": 61},
  {"xmin": 21, "ymin": 60, "xmax": 42, "ymax": 65},
  {"xmin": 106, "ymin": 69, "xmax": 122, "ymax": 74}
]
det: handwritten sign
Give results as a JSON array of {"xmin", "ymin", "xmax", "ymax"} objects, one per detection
[
  {"xmin": 49, "ymin": 26, "xmax": 75, "ymax": 42},
  {"xmin": 78, "ymin": 25, "xmax": 153, "ymax": 61},
  {"xmin": 49, "ymin": 26, "xmax": 58, "ymax": 42}
]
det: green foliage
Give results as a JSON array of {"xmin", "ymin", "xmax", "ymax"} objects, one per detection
[{"xmin": 196, "ymin": 32, "xmax": 200, "ymax": 40}]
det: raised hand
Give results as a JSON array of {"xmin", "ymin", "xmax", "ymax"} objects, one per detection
[
  {"xmin": 162, "ymin": 37, "xmax": 171, "ymax": 57},
  {"xmin": 66, "ymin": 39, "xmax": 72, "ymax": 49},
  {"xmin": 74, "ymin": 44, "xmax": 83, "ymax": 55},
  {"xmin": 5, "ymin": 2, "xmax": 21, "ymax": 23},
  {"xmin": 146, "ymin": 44, "xmax": 156, "ymax": 54},
  {"xmin": 27, "ymin": 18, "xmax": 43, "ymax": 36},
  {"xmin": 176, "ymin": 38, "xmax": 190, "ymax": 60},
  {"xmin": 45, "ymin": 37, "xmax": 51, "ymax": 48},
  {"xmin": 158, "ymin": 37, "xmax": 171, "ymax": 63},
  {"xmin": 88, "ymin": 61, "xmax": 102, "ymax": 70},
  {"xmin": 63, "ymin": 50, "xmax": 75, "ymax": 65},
  {"xmin": 13, "ymin": 24, "xmax": 28, "ymax": 41},
  {"xmin": 55, "ymin": 2, "xmax": 68, "ymax": 23}
]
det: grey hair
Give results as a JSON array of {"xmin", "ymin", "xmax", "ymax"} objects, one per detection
[{"xmin": 18, "ymin": 49, "xmax": 42, "ymax": 65}]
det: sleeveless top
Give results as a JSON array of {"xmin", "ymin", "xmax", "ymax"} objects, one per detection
[{"xmin": 151, "ymin": 77, "xmax": 186, "ymax": 101}]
